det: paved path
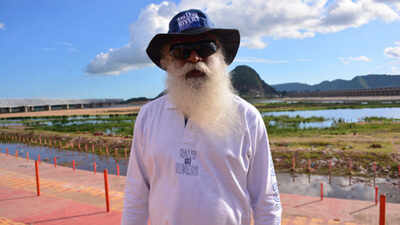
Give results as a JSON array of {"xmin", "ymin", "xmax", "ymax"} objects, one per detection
[{"xmin": 1, "ymin": 153, "xmax": 399, "ymax": 225}]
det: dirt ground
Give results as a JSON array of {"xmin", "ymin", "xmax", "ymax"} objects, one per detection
[{"xmin": 0, "ymin": 105, "xmax": 141, "ymax": 119}]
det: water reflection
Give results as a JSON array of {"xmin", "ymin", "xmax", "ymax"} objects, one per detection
[
  {"xmin": 263, "ymin": 107, "xmax": 400, "ymax": 122},
  {"xmin": 1, "ymin": 143, "xmax": 399, "ymax": 203},
  {"xmin": 0, "ymin": 143, "xmax": 129, "ymax": 176},
  {"xmin": 263, "ymin": 107, "xmax": 400, "ymax": 128},
  {"xmin": 268, "ymin": 120, "xmax": 334, "ymax": 129},
  {"xmin": 277, "ymin": 173, "xmax": 400, "ymax": 203}
]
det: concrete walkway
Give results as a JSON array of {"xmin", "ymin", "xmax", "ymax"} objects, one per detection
[{"xmin": 0, "ymin": 152, "xmax": 399, "ymax": 225}]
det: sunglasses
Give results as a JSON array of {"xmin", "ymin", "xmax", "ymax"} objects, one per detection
[{"xmin": 169, "ymin": 40, "xmax": 218, "ymax": 60}]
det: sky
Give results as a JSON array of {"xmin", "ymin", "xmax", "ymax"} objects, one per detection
[{"xmin": 1, "ymin": 0, "xmax": 400, "ymax": 100}]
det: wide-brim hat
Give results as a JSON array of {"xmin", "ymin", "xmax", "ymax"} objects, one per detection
[{"xmin": 146, "ymin": 9, "xmax": 240, "ymax": 70}]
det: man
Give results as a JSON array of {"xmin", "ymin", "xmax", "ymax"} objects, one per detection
[{"xmin": 122, "ymin": 9, "xmax": 282, "ymax": 225}]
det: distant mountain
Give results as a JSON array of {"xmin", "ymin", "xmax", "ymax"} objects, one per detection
[
  {"xmin": 123, "ymin": 97, "xmax": 151, "ymax": 104},
  {"xmin": 272, "ymin": 74, "xmax": 400, "ymax": 92},
  {"xmin": 230, "ymin": 65, "xmax": 279, "ymax": 97}
]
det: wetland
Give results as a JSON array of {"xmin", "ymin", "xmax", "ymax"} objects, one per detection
[{"xmin": 1, "ymin": 98, "xmax": 400, "ymax": 178}]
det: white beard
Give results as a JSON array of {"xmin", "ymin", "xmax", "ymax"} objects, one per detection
[{"xmin": 165, "ymin": 51, "xmax": 240, "ymax": 137}]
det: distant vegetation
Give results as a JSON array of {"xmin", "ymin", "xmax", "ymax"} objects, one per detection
[
  {"xmin": 272, "ymin": 74, "xmax": 400, "ymax": 92},
  {"xmin": 21, "ymin": 114, "xmax": 137, "ymax": 137},
  {"xmin": 255, "ymin": 101, "xmax": 400, "ymax": 112}
]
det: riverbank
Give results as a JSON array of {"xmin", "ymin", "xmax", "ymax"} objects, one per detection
[{"xmin": 1, "ymin": 125, "xmax": 399, "ymax": 178}]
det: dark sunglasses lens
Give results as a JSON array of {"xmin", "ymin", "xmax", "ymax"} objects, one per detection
[
  {"xmin": 170, "ymin": 41, "xmax": 218, "ymax": 59},
  {"xmin": 170, "ymin": 46, "xmax": 188, "ymax": 60},
  {"xmin": 197, "ymin": 42, "xmax": 217, "ymax": 58}
]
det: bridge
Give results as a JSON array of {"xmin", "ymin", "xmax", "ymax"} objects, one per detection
[{"xmin": 0, "ymin": 99, "xmax": 124, "ymax": 114}]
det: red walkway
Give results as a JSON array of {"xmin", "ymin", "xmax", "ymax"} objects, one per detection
[{"xmin": 1, "ymin": 152, "xmax": 399, "ymax": 225}]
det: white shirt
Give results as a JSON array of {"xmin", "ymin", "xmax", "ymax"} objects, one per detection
[{"xmin": 122, "ymin": 95, "xmax": 282, "ymax": 225}]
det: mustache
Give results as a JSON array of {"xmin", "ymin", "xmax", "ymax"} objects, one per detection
[{"xmin": 174, "ymin": 62, "xmax": 211, "ymax": 78}]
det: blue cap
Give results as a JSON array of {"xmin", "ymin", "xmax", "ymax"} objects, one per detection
[
  {"xmin": 146, "ymin": 9, "xmax": 240, "ymax": 70},
  {"xmin": 168, "ymin": 9, "xmax": 214, "ymax": 34}
]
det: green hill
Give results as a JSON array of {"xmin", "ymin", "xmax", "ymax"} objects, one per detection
[{"xmin": 230, "ymin": 65, "xmax": 278, "ymax": 98}]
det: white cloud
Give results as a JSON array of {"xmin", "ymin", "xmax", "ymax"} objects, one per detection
[
  {"xmin": 384, "ymin": 41, "xmax": 400, "ymax": 59},
  {"xmin": 392, "ymin": 66, "xmax": 400, "ymax": 73},
  {"xmin": 41, "ymin": 42, "xmax": 80, "ymax": 54},
  {"xmin": 374, "ymin": 0, "xmax": 400, "ymax": 11},
  {"xmin": 0, "ymin": 22, "xmax": 4, "ymax": 30},
  {"xmin": 56, "ymin": 41, "xmax": 80, "ymax": 53},
  {"xmin": 236, "ymin": 57, "xmax": 288, "ymax": 64},
  {"xmin": 338, "ymin": 56, "xmax": 371, "ymax": 64},
  {"xmin": 86, "ymin": 0, "xmax": 400, "ymax": 75}
]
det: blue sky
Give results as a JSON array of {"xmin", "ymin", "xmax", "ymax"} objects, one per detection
[{"xmin": 1, "ymin": 0, "xmax": 400, "ymax": 99}]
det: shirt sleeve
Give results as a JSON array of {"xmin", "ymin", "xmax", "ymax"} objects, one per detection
[
  {"xmin": 247, "ymin": 112, "xmax": 282, "ymax": 225},
  {"xmin": 121, "ymin": 109, "xmax": 150, "ymax": 225}
]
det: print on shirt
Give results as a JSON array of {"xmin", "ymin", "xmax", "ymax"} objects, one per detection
[
  {"xmin": 269, "ymin": 155, "xmax": 281, "ymax": 208},
  {"xmin": 272, "ymin": 182, "xmax": 280, "ymax": 203},
  {"xmin": 176, "ymin": 148, "xmax": 199, "ymax": 176}
]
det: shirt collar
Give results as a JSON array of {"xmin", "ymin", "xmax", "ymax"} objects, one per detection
[{"xmin": 165, "ymin": 95, "xmax": 177, "ymax": 110}]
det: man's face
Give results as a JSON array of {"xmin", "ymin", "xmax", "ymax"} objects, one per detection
[
  {"xmin": 164, "ymin": 35, "xmax": 239, "ymax": 136},
  {"xmin": 163, "ymin": 35, "xmax": 220, "ymax": 80}
]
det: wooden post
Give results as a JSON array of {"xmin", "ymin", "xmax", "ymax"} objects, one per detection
[
  {"xmin": 348, "ymin": 159, "xmax": 352, "ymax": 174},
  {"xmin": 35, "ymin": 160, "xmax": 40, "ymax": 196},
  {"xmin": 104, "ymin": 169, "xmax": 110, "ymax": 212},
  {"xmin": 320, "ymin": 183, "xmax": 323, "ymax": 200},
  {"xmin": 398, "ymin": 164, "xmax": 400, "ymax": 177},
  {"xmin": 92, "ymin": 143, "xmax": 95, "ymax": 153},
  {"xmin": 379, "ymin": 194, "xmax": 386, "ymax": 225},
  {"xmin": 291, "ymin": 155, "xmax": 295, "ymax": 171}
]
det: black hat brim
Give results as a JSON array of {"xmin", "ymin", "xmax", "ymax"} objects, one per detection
[{"xmin": 146, "ymin": 28, "xmax": 240, "ymax": 70}]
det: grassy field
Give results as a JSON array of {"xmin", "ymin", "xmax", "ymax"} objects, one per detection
[{"xmin": 254, "ymin": 101, "xmax": 400, "ymax": 112}]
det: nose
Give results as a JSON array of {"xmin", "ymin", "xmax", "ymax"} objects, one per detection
[{"xmin": 186, "ymin": 50, "xmax": 203, "ymax": 63}]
